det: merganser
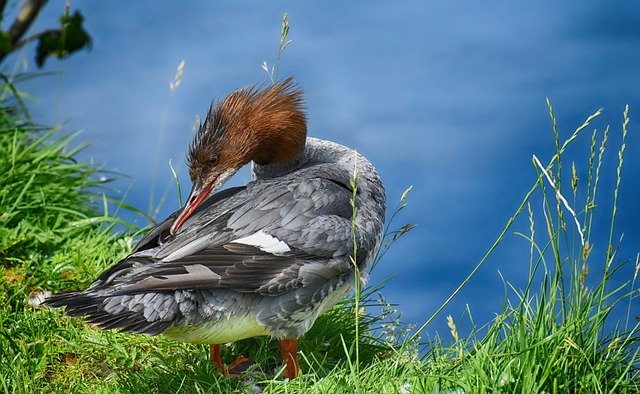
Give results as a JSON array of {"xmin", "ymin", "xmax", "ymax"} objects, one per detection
[{"xmin": 45, "ymin": 78, "xmax": 386, "ymax": 380}]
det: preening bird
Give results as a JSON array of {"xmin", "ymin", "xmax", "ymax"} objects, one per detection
[{"xmin": 46, "ymin": 78, "xmax": 386, "ymax": 379}]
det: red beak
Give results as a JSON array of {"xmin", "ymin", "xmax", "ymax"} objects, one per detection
[{"xmin": 170, "ymin": 179, "xmax": 213, "ymax": 235}]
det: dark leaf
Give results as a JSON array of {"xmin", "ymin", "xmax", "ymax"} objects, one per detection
[
  {"xmin": 59, "ymin": 10, "xmax": 92, "ymax": 54},
  {"xmin": 34, "ymin": 10, "xmax": 92, "ymax": 68},
  {"xmin": 0, "ymin": 31, "xmax": 12, "ymax": 56},
  {"xmin": 35, "ymin": 30, "xmax": 59, "ymax": 67}
]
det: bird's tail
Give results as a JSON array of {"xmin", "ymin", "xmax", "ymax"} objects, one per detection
[{"xmin": 45, "ymin": 291, "xmax": 177, "ymax": 336}]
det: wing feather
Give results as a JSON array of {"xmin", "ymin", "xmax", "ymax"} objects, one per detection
[{"xmin": 77, "ymin": 171, "xmax": 358, "ymax": 299}]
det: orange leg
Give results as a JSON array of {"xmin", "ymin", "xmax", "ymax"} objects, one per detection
[
  {"xmin": 210, "ymin": 344, "xmax": 251, "ymax": 377},
  {"xmin": 278, "ymin": 339, "xmax": 300, "ymax": 379},
  {"xmin": 210, "ymin": 344, "xmax": 224, "ymax": 372}
]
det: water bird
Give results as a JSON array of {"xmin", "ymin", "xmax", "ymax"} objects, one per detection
[{"xmin": 46, "ymin": 78, "xmax": 386, "ymax": 379}]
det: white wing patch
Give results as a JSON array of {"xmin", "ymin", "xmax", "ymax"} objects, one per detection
[{"xmin": 233, "ymin": 230, "xmax": 291, "ymax": 254}]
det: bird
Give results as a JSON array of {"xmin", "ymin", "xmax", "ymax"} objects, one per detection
[{"xmin": 45, "ymin": 78, "xmax": 386, "ymax": 380}]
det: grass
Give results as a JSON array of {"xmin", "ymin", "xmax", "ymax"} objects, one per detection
[
  {"xmin": 0, "ymin": 89, "xmax": 639, "ymax": 393},
  {"xmin": 408, "ymin": 104, "xmax": 640, "ymax": 393}
]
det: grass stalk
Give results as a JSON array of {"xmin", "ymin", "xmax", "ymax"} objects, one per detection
[
  {"xmin": 262, "ymin": 13, "xmax": 292, "ymax": 83},
  {"xmin": 349, "ymin": 160, "xmax": 361, "ymax": 384},
  {"xmin": 148, "ymin": 60, "xmax": 186, "ymax": 221}
]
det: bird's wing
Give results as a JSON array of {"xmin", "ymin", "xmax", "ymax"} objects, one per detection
[
  {"xmin": 92, "ymin": 171, "xmax": 357, "ymax": 296},
  {"xmin": 131, "ymin": 185, "xmax": 247, "ymax": 254}
]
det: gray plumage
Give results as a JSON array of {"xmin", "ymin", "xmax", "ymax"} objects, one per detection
[{"xmin": 46, "ymin": 137, "xmax": 386, "ymax": 343}]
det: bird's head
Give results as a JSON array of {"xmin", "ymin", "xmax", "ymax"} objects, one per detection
[{"xmin": 170, "ymin": 78, "xmax": 307, "ymax": 234}]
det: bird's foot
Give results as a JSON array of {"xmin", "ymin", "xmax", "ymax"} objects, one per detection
[
  {"xmin": 225, "ymin": 356, "xmax": 253, "ymax": 377},
  {"xmin": 210, "ymin": 345, "xmax": 254, "ymax": 378}
]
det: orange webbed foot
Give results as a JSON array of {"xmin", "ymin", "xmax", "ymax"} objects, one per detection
[{"xmin": 209, "ymin": 344, "xmax": 253, "ymax": 378}]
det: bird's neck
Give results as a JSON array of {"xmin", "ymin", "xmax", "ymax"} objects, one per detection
[
  {"xmin": 251, "ymin": 145, "xmax": 307, "ymax": 179},
  {"xmin": 251, "ymin": 137, "xmax": 361, "ymax": 180}
]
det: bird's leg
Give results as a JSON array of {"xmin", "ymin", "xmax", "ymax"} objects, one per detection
[
  {"xmin": 210, "ymin": 343, "xmax": 251, "ymax": 377},
  {"xmin": 210, "ymin": 344, "xmax": 225, "ymax": 372},
  {"xmin": 278, "ymin": 338, "xmax": 299, "ymax": 379}
]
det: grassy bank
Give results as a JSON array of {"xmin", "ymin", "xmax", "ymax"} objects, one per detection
[{"xmin": 0, "ymin": 100, "xmax": 638, "ymax": 393}]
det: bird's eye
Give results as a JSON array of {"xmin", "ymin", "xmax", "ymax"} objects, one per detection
[{"xmin": 208, "ymin": 154, "xmax": 219, "ymax": 166}]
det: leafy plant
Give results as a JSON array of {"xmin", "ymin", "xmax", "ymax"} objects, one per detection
[{"xmin": 0, "ymin": 0, "xmax": 91, "ymax": 67}]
